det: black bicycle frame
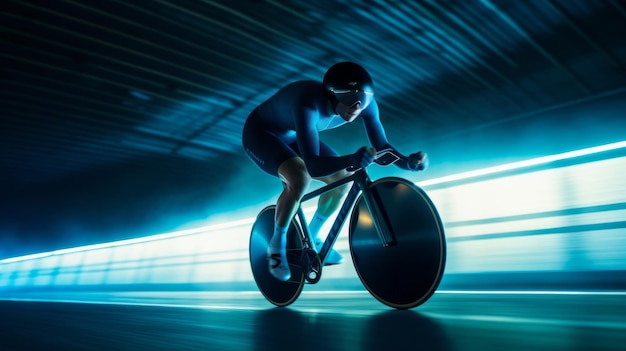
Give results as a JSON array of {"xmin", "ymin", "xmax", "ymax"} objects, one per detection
[{"xmin": 296, "ymin": 168, "xmax": 397, "ymax": 264}]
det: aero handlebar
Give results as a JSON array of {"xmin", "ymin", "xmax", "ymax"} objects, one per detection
[{"xmin": 346, "ymin": 148, "xmax": 400, "ymax": 172}]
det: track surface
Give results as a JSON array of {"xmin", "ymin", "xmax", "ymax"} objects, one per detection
[{"xmin": 1, "ymin": 290, "xmax": 625, "ymax": 350}]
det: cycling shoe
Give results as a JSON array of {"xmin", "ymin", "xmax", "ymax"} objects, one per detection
[{"xmin": 267, "ymin": 251, "xmax": 291, "ymax": 281}]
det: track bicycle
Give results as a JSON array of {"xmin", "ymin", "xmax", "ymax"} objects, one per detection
[{"xmin": 249, "ymin": 149, "xmax": 446, "ymax": 309}]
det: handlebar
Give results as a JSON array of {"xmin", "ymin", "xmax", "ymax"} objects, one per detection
[
  {"xmin": 373, "ymin": 148, "xmax": 400, "ymax": 166},
  {"xmin": 346, "ymin": 148, "xmax": 400, "ymax": 172}
]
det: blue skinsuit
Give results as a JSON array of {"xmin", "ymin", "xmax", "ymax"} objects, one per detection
[{"xmin": 242, "ymin": 80, "xmax": 412, "ymax": 177}]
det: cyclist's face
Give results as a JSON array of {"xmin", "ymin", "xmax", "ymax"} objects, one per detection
[{"xmin": 336, "ymin": 101, "xmax": 365, "ymax": 122}]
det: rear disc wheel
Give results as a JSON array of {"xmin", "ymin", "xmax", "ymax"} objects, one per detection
[{"xmin": 250, "ymin": 206, "xmax": 305, "ymax": 307}]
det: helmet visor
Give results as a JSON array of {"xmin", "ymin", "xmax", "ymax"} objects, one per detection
[{"xmin": 333, "ymin": 89, "xmax": 374, "ymax": 108}]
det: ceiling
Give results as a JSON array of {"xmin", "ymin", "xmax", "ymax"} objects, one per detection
[
  {"xmin": 3, "ymin": 0, "xmax": 626, "ymax": 187},
  {"xmin": 2, "ymin": 0, "xmax": 626, "ymax": 256}
]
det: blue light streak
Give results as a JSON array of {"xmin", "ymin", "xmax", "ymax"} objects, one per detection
[
  {"xmin": 1, "ymin": 140, "xmax": 625, "ymax": 292},
  {"xmin": 418, "ymin": 140, "xmax": 626, "ymax": 187}
]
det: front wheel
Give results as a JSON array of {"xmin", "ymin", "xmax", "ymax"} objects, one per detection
[
  {"xmin": 249, "ymin": 206, "xmax": 305, "ymax": 307},
  {"xmin": 349, "ymin": 177, "xmax": 446, "ymax": 309}
]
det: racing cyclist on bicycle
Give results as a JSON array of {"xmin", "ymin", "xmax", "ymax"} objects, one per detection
[{"xmin": 242, "ymin": 62, "xmax": 427, "ymax": 281}]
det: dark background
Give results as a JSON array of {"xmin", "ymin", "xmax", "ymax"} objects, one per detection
[{"xmin": 2, "ymin": 0, "xmax": 625, "ymax": 258}]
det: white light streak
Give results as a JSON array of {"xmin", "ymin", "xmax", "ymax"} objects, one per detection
[{"xmin": 418, "ymin": 140, "xmax": 626, "ymax": 187}]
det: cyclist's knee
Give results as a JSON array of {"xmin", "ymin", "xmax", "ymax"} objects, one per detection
[
  {"xmin": 287, "ymin": 174, "xmax": 311, "ymax": 199},
  {"xmin": 278, "ymin": 158, "xmax": 311, "ymax": 199}
]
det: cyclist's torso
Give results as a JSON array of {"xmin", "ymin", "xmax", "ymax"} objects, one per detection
[
  {"xmin": 254, "ymin": 80, "xmax": 346, "ymax": 137},
  {"xmin": 246, "ymin": 80, "xmax": 390, "ymax": 176}
]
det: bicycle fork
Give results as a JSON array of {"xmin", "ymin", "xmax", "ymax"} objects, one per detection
[{"xmin": 354, "ymin": 173, "xmax": 398, "ymax": 247}]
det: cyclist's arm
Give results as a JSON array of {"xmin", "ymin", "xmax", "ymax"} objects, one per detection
[
  {"xmin": 295, "ymin": 107, "xmax": 351, "ymax": 177},
  {"xmin": 361, "ymin": 100, "xmax": 417, "ymax": 171}
]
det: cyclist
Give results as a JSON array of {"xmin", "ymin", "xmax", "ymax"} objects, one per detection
[{"xmin": 242, "ymin": 62, "xmax": 427, "ymax": 281}]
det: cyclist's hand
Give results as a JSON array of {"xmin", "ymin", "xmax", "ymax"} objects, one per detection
[
  {"xmin": 408, "ymin": 151, "xmax": 428, "ymax": 171},
  {"xmin": 349, "ymin": 146, "xmax": 376, "ymax": 170}
]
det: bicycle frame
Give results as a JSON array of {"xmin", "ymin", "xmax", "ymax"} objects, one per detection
[
  {"xmin": 250, "ymin": 148, "xmax": 444, "ymax": 308},
  {"xmin": 296, "ymin": 167, "xmax": 397, "ymax": 266}
]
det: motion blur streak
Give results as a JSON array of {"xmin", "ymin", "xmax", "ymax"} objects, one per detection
[
  {"xmin": 1, "ymin": 141, "xmax": 625, "ymax": 292},
  {"xmin": 419, "ymin": 140, "xmax": 626, "ymax": 187}
]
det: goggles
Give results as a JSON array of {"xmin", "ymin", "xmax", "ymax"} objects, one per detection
[{"xmin": 332, "ymin": 89, "xmax": 374, "ymax": 108}]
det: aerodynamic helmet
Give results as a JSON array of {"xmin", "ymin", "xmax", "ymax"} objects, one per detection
[{"xmin": 323, "ymin": 62, "xmax": 374, "ymax": 109}]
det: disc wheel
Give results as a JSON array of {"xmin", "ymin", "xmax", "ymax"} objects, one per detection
[
  {"xmin": 249, "ymin": 206, "xmax": 305, "ymax": 307},
  {"xmin": 349, "ymin": 178, "xmax": 446, "ymax": 309}
]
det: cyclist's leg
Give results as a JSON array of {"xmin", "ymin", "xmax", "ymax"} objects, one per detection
[
  {"xmin": 309, "ymin": 142, "xmax": 351, "ymax": 264},
  {"xmin": 308, "ymin": 170, "xmax": 350, "ymax": 264},
  {"xmin": 282, "ymin": 139, "xmax": 350, "ymax": 225},
  {"xmin": 243, "ymin": 116, "xmax": 306, "ymax": 281},
  {"xmin": 276, "ymin": 157, "xmax": 312, "ymax": 227},
  {"xmin": 313, "ymin": 169, "xmax": 351, "ymax": 217},
  {"xmin": 267, "ymin": 158, "xmax": 311, "ymax": 280}
]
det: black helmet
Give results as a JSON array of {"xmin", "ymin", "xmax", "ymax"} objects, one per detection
[{"xmin": 323, "ymin": 62, "xmax": 374, "ymax": 108}]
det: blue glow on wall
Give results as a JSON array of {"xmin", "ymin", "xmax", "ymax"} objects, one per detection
[{"xmin": 1, "ymin": 141, "xmax": 625, "ymax": 291}]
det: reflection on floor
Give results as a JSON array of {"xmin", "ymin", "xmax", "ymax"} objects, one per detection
[{"xmin": 1, "ymin": 290, "xmax": 625, "ymax": 350}]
